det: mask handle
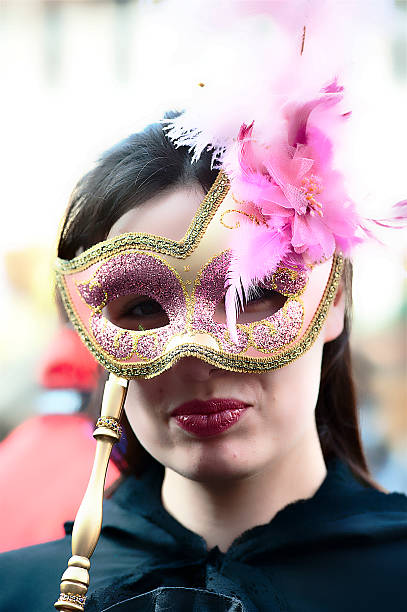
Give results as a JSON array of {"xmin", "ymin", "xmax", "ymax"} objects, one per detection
[{"xmin": 54, "ymin": 373, "xmax": 128, "ymax": 611}]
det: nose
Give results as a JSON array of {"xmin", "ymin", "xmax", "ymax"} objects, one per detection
[
  {"xmin": 171, "ymin": 356, "xmax": 220, "ymax": 383},
  {"xmin": 163, "ymin": 331, "xmax": 222, "ymax": 382}
]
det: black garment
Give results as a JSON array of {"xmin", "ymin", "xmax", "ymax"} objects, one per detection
[{"xmin": 1, "ymin": 458, "xmax": 407, "ymax": 611}]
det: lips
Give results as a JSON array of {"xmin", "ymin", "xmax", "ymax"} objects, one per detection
[{"xmin": 171, "ymin": 399, "xmax": 249, "ymax": 437}]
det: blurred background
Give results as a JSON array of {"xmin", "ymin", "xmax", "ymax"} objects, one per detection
[{"xmin": 0, "ymin": 0, "xmax": 406, "ymax": 536}]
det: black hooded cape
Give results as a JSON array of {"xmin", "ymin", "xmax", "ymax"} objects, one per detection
[{"xmin": 1, "ymin": 457, "xmax": 407, "ymax": 611}]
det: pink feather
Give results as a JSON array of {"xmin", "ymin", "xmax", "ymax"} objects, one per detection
[
  {"xmin": 224, "ymin": 221, "xmax": 291, "ymax": 342},
  {"xmin": 367, "ymin": 200, "xmax": 407, "ymax": 228},
  {"xmin": 163, "ymin": 0, "xmax": 405, "ymax": 341}
]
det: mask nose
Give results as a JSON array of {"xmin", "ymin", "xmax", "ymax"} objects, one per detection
[{"xmin": 164, "ymin": 331, "xmax": 219, "ymax": 353}]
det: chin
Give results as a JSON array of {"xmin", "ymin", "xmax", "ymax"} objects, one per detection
[
  {"xmin": 179, "ymin": 464, "xmax": 255, "ymax": 484},
  {"xmin": 169, "ymin": 441, "xmax": 267, "ymax": 484}
]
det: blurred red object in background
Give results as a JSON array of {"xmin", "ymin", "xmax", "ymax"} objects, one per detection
[
  {"xmin": 36, "ymin": 326, "xmax": 99, "ymax": 391},
  {"xmin": 0, "ymin": 414, "xmax": 120, "ymax": 553}
]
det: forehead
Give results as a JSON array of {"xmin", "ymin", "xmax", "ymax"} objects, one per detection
[{"xmin": 107, "ymin": 184, "xmax": 206, "ymax": 241}]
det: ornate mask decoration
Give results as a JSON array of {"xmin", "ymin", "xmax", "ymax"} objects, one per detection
[{"xmin": 56, "ymin": 172, "xmax": 343, "ymax": 379}]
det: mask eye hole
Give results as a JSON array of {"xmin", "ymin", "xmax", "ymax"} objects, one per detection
[
  {"xmin": 214, "ymin": 286, "xmax": 287, "ymax": 325},
  {"xmin": 104, "ymin": 294, "xmax": 169, "ymax": 331},
  {"xmin": 236, "ymin": 287, "xmax": 287, "ymax": 324}
]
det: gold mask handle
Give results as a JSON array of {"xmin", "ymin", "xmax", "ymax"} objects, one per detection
[{"xmin": 54, "ymin": 374, "xmax": 128, "ymax": 611}]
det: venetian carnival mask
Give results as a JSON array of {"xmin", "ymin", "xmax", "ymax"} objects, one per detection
[{"xmin": 55, "ymin": 172, "xmax": 343, "ymax": 379}]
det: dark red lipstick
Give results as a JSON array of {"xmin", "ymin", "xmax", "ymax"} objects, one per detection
[{"xmin": 171, "ymin": 399, "xmax": 249, "ymax": 437}]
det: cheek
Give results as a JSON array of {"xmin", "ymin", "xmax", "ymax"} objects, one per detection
[
  {"xmin": 259, "ymin": 339, "xmax": 324, "ymax": 438},
  {"xmin": 124, "ymin": 378, "xmax": 170, "ymax": 451}
]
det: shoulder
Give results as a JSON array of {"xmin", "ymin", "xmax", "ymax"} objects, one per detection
[
  {"xmin": 0, "ymin": 537, "xmax": 71, "ymax": 611},
  {"xmin": 342, "ymin": 484, "xmax": 407, "ymax": 533},
  {"xmin": 314, "ymin": 468, "xmax": 407, "ymax": 550},
  {"xmin": 340, "ymin": 487, "xmax": 407, "ymax": 559},
  {"xmin": 250, "ymin": 479, "xmax": 407, "ymax": 610},
  {"xmin": 313, "ymin": 459, "xmax": 407, "ymax": 527},
  {"xmin": 306, "ymin": 482, "xmax": 407, "ymax": 598}
]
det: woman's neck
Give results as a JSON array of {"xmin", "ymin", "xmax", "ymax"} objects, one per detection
[{"xmin": 161, "ymin": 426, "xmax": 327, "ymax": 553}]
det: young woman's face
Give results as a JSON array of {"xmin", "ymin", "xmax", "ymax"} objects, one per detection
[{"xmin": 107, "ymin": 184, "xmax": 344, "ymax": 483}]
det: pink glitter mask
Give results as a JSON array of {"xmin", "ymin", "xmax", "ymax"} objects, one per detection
[{"xmin": 56, "ymin": 172, "xmax": 343, "ymax": 379}]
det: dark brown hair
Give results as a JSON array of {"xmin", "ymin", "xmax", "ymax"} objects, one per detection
[
  {"xmin": 315, "ymin": 262, "xmax": 381, "ymax": 489},
  {"xmin": 58, "ymin": 114, "xmax": 380, "ymax": 490}
]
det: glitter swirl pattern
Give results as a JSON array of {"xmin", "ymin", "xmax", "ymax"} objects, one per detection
[
  {"xmin": 136, "ymin": 334, "xmax": 160, "ymax": 360},
  {"xmin": 250, "ymin": 301, "xmax": 304, "ymax": 352},
  {"xmin": 270, "ymin": 267, "xmax": 308, "ymax": 296},
  {"xmin": 190, "ymin": 251, "xmax": 250, "ymax": 353},
  {"xmin": 191, "ymin": 251, "xmax": 305, "ymax": 355},
  {"xmin": 91, "ymin": 313, "xmax": 135, "ymax": 359},
  {"xmin": 78, "ymin": 252, "xmax": 188, "ymax": 361}
]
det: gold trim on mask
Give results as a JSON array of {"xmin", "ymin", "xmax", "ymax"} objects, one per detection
[{"xmin": 56, "ymin": 171, "xmax": 230, "ymax": 274}]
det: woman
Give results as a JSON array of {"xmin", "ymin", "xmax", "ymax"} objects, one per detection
[{"xmin": 1, "ymin": 110, "xmax": 406, "ymax": 611}]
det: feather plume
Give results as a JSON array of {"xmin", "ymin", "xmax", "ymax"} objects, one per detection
[
  {"xmin": 224, "ymin": 221, "xmax": 291, "ymax": 342},
  {"xmin": 162, "ymin": 0, "xmax": 405, "ymax": 334},
  {"xmin": 367, "ymin": 200, "xmax": 407, "ymax": 229}
]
